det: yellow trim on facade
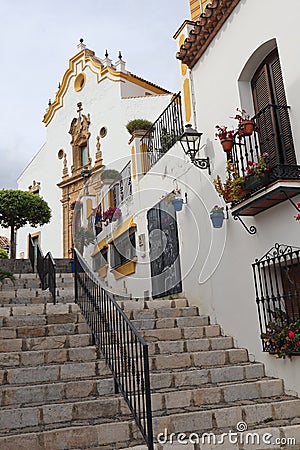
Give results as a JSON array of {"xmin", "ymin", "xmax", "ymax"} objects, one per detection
[
  {"xmin": 140, "ymin": 143, "xmax": 150, "ymax": 175},
  {"xmin": 43, "ymin": 50, "xmax": 170, "ymax": 126},
  {"xmin": 108, "ymin": 217, "xmax": 137, "ymax": 244},
  {"xmin": 179, "ymin": 34, "xmax": 188, "ymax": 77},
  {"xmin": 111, "ymin": 257, "xmax": 138, "ymax": 280},
  {"xmin": 98, "ymin": 264, "xmax": 109, "ymax": 278},
  {"xmin": 91, "ymin": 238, "xmax": 108, "ymax": 256},
  {"xmin": 183, "ymin": 78, "xmax": 192, "ymax": 123},
  {"xmin": 131, "ymin": 145, "xmax": 137, "ymax": 180}
]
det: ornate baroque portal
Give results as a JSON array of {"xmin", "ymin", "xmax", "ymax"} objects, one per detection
[{"xmin": 58, "ymin": 103, "xmax": 103, "ymax": 257}]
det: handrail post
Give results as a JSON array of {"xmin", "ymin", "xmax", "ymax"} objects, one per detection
[
  {"xmin": 143, "ymin": 345, "xmax": 154, "ymax": 450},
  {"xmin": 74, "ymin": 249, "xmax": 78, "ymax": 304}
]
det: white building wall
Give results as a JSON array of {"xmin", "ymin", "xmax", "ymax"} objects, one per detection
[{"xmin": 17, "ymin": 49, "xmax": 173, "ymax": 258}]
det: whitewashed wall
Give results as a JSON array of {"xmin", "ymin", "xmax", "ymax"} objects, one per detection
[{"xmin": 17, "ymin": 49, "xmax": 172, "ymax": 258}]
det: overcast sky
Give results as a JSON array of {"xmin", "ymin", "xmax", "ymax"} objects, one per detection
[{"xmin": 0, "ymin": 0, "xmax": 190, "ymax": 189}]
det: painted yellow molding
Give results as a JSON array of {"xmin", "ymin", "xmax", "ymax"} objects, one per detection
[
  {"xmin": 98, "ymin": 264, "xmax": 109, "ymax": 278},
  {"xmin": 43, "ymin": 49, "xmax": 170, "ymax": 126},
  {"xmin": 131, "ymin": 145, "xmax": 137, "ymax": 180},
  {"xmin": 179, "ymin": 34, "xmax": 188, "ymax": 77},
  {"xmin": 111, "ymin": 257, "xmax": 138, "ymax": 280},
  {"xmin": 91, "ymin": 238, "xmax": 108, "ymax": 256},
  {"xmin": 108, "ymin": 217, "xmax": 137, "ymax": 244},
  {"xmin": 183, "ymin": 78, "xmax": 192, "ymax": 123}
]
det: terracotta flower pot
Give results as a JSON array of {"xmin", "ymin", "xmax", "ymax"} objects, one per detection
[
  {"xmin": 239, "ymin": 120, "xmax": 255, "ymax": 137},
  {"xmin": 220, "ymin": 138, "xmax": 234, "ymax": 152}
]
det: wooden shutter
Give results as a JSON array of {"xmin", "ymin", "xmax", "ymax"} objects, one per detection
[{"xmin": 252, "ymin": 49, "xmax": 296, "ymax": 166}]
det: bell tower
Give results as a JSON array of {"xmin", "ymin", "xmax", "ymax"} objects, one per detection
[{"xmin": 189, "ymin": 0, "xmax": 211, "ymax": 21}]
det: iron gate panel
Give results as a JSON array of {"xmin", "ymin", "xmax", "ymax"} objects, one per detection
[{"xmin": 147, "ymin": 199, "xmax": 182, "ymax": 299}]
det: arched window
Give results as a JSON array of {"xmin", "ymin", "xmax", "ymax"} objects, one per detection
[{"xmin": 251, "ymin": 49, "xmax": 296, "ymax": 167}]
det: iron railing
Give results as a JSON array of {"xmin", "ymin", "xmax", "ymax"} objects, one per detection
[
  {"xmin": 111, "ymin": 161, "xmax": 132, "ymax": 208},
  {"xmin": 231, "ymin": 104, "xmax": 300, "ymax": 193},
  {"xmin": 74, "ymin": 249, "xmax": 153, "ymax": 449},
  {"xmin": 252, "ymin": 243, "xmax": 300, "ymax": 352},
  {"xmin": 29, "ymin": 234, "xmax": 56, "ymax": 304},
  {"xmin": 140, "ymin": 92, "xmax": 184, "ymax": 174}
]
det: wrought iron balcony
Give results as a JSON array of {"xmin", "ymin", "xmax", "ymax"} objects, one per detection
[
  {"xmin": 111, "ymin": 161, "xmax": 132, "ymax": 208},
  {"xmin": 231, "ymin": 104, "xmax": 300, "ymax": 216},
  {"xmin": 253, "ymin": 243, "xmax": 300, "ymax": 356},
  {"xmin": 140, "ymin": 92, "xmax": 184, "ymax": 174}
]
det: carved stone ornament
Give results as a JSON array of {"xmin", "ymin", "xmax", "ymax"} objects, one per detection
[{"xmin": 69, "ymin": 113, "xmax": 91, "ymax": 147}]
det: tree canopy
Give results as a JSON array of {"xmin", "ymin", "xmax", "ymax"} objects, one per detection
[{"xmin": 0, "ymin": 190, "xmax": 51, "ymax": 258}]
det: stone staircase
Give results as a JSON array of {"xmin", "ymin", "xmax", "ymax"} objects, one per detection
[{"xmin": 0, "ymin": 261, "xmax": 299, "ymax": 449}]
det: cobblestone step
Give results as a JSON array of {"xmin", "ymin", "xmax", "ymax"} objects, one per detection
[
  {"xmin": 132, "ymin": 315, "xmax": 210, "ymax": 330},
  {"xmin": 140, "ymin": 324, "xmax": 221, "ymax": 342}
]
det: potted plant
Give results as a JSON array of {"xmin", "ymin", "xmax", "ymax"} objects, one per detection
[
  {"xmin": 210, "ymin": 205, "xmax": 225, "ymax": 228},
  {"xmin": 213, "ymin": 160, "xmax": 247, "ymax": 203},
  {"xmin": 162, "ymin": 189, "xmax": 183, "ymax": 211},
  {"xmin": 101, "ymin": 169, "xmax": 121, "ymax": 185},
  {"xmin": 243, "ymin": 152, "xmax": 270, "ymax": 190},
  {"xmin": 215, "ymin": 126, "xmax": 235, "ymax": 152},
  {"xmin": 102, "ymin": 207, "xmax": 122, "ymax": 226},
  {"xmin": 126, "ymin": 119, "xmax": 153, "ymax": 136},
  {"xmin": 234, "ymin": 108, "xmax": 255, "ymax": 137},
  {"xmin": 261, "ymin": 312, "xmax": 300, "ymax": 359}
]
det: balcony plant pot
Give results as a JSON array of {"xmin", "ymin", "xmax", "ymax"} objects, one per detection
[
  {"xmin": 239, "ymin": 120, "xmax": 255, "ymax": 137},
  {"xmin": 220, "ymin": 138, "xmax": 234, "ymax": 153},
  {"xmin": 210, "ymin": 212, "xmax": 225, "ymax": 228},
  {"xmin": 172, "ymin": 198, "xmax": 183, "ymax": 211},
  {"xmin": 243, "ymin": 173, "xmax": 270, "ymax": 191}
]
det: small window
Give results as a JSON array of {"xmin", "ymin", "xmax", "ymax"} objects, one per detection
[
  {"xmin": 92, "ymin": 247, "xmax": 108, "ymax": 271},
  {"xmin": 81, "ymin": 146, "xmax": 88, "ymax": 166},
  {"xmin": 74, "ymin": 73, "xmax": 86, "ymax": 92},
  {"xmin": 110, "ymin": 229, "xmax": 136, "ymax": 269}
]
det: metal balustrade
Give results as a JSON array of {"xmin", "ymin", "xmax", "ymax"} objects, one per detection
[
  {"xmin": 74, "ymin": 249, "xmax": 153, "ymax": 450},
  {"xmin": 231, "ymin": 104, "xmax": 299, "ymax": 194},
  {"xmin": 140, "ymin": 92, "xmax": 184, "ymax": 174}
]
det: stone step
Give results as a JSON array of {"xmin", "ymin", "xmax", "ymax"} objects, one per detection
[
  {"xmin": 132, "ymin": 315, "xmax": 209, "ymax": 330},
  {"xmin": 1, "ymin": 377, "xmax": 115, "ymax": 407},
  {"xmin": 127, "ymin": 306, "xmax": 199, "ymax": 321},
  {"xmin": 154, "ymin": 424, "xmax": 300, "ymax": 450},
  {"xmin": 0, "ymin": 321, "xmax": 91, "ymax": 339},
  {"xmin": 152, "ymin": 398, "xmax": 300, "ymax": 437},
  {"xmin": 148, "ymin": 336, "xmax": 234, "ymax": 355},
  {"xmin": 150, "ymin": 378, "xmax": 284, "ymax": 411},
  {"xmin": 150, "ymin": 362, "xmax": 265, "ymax": 390},
  {"xmin": 0, "ymin": 419, "xmax": 141, "ymax": 450},
  {"xmin": 0, "ymin": 395, "xmax": 131, "ymax": 435},
  {"xmin": 0, "ymin": 302, "xmax": 80, "ymax": 318},
  {"xmin": 1, "ymin": 360, "xmax": 111, "ymax": 386},
  {"xmin": 0, "ymin": 345, "xmax": 98, "ymax": 367},
  {"xmin": 118, "ymin": 298, "xmax": 189, "ymax": 311},
  {"xmin": 0, "ymin": 333, "xmax": 93, "ymax": 350},
  {"xmin": 140, "ymin": 324, "xmax": 222, "ymax": 342},
  {"xmin": 150, "ymin": 348, "xmax": 248, "ymax": 371}
]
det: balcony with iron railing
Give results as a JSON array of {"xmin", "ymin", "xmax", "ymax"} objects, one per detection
[
  {"xmin": 110, "ymin": 161, "xmax": 132, "ymax": 208},
  {"xmin": 140, "ymin": 92, "xmax": 184, "ymax": 175},
  {"xmin": 230, "ymin": 104, "xmax": 300, "ymax": 216}
]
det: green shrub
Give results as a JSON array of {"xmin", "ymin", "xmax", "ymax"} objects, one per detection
[
  {"xmin": 0, "ymin": 248, "xmax": 8, "ymax": 259},
  {"xmin": 101, "ymin": 169, "xmax": 121, "ymax": 182},
  {"xmin": 0, "ymin": 268, "xmax": 15, "ymax": 285},
  {"xmin": 126, "ymin": 119, "xmax": 153, "ymax": 135}
]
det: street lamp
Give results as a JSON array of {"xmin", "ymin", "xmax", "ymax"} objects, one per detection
[{"xmin": 179, "ymin": 124, "xmax": 210, "ymax": 175}]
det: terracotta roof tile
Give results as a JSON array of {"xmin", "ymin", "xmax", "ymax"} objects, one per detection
[
  {"xmin": 0, "ymin": 236, "xmax": 10, "ymax": 247},
  {"xmin": 176, "ymin": 0, "xmax": 240, "ymax": 69}
]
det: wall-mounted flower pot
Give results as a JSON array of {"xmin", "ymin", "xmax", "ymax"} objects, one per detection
[
  {"xmin": 220, "ymin": 138, "xmax": 234, "ymax": 152},
  {"xmin": 239, "ymin": 120, "xmax": 255, "ymax": 137},
  {"xmin": 172, "ymin": 198, "xmax": 183, "ymax": 211},
  {"xmin": 210, "ymin": 212, "xmax": 225, "ymax": 228}
]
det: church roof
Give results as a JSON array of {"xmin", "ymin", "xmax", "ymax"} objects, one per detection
[{"xmin": 176, "ymin": 0, "xmax": 240, "ymax": 69}]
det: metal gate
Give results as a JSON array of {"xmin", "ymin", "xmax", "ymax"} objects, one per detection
[{"xmin": 147, "ymin": 199, "xmax": 182, "ymax": 299}]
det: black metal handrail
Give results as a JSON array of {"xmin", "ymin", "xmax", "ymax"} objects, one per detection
[
  {"xmin": 140, "ymin": 92, "xmax": 183, "ymax": 174},
  {"xmin": 252, "ymin": 243, "xmax": 300, "ymax": 352},
  {"xmin": 111, "ymin": 161, "xmax": 132, "ymax": 208},
  {"xmin": 74, "ymin": 249, "xmax": 153, "ymax": 449},
  {"xmin": 28, "ymin": 234, "xmax": 56, "ymax": 304},
  {"xmin": 232, "ymin": 104, "xmax": 299, "ymax": 189}
]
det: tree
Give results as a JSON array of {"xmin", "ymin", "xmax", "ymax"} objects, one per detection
[{"xmin": 0, "ymin": 190, "xmax": 51, "ymax": 258}]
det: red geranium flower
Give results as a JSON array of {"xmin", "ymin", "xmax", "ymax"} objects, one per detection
[{"xmin": 288, "ymin": 331, "xmax": 295, "ymax": 339}]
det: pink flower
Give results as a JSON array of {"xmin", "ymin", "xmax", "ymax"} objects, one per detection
[{"xmin": 288, "ymin": 331, "xmax": 295, "ymax": 339}]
